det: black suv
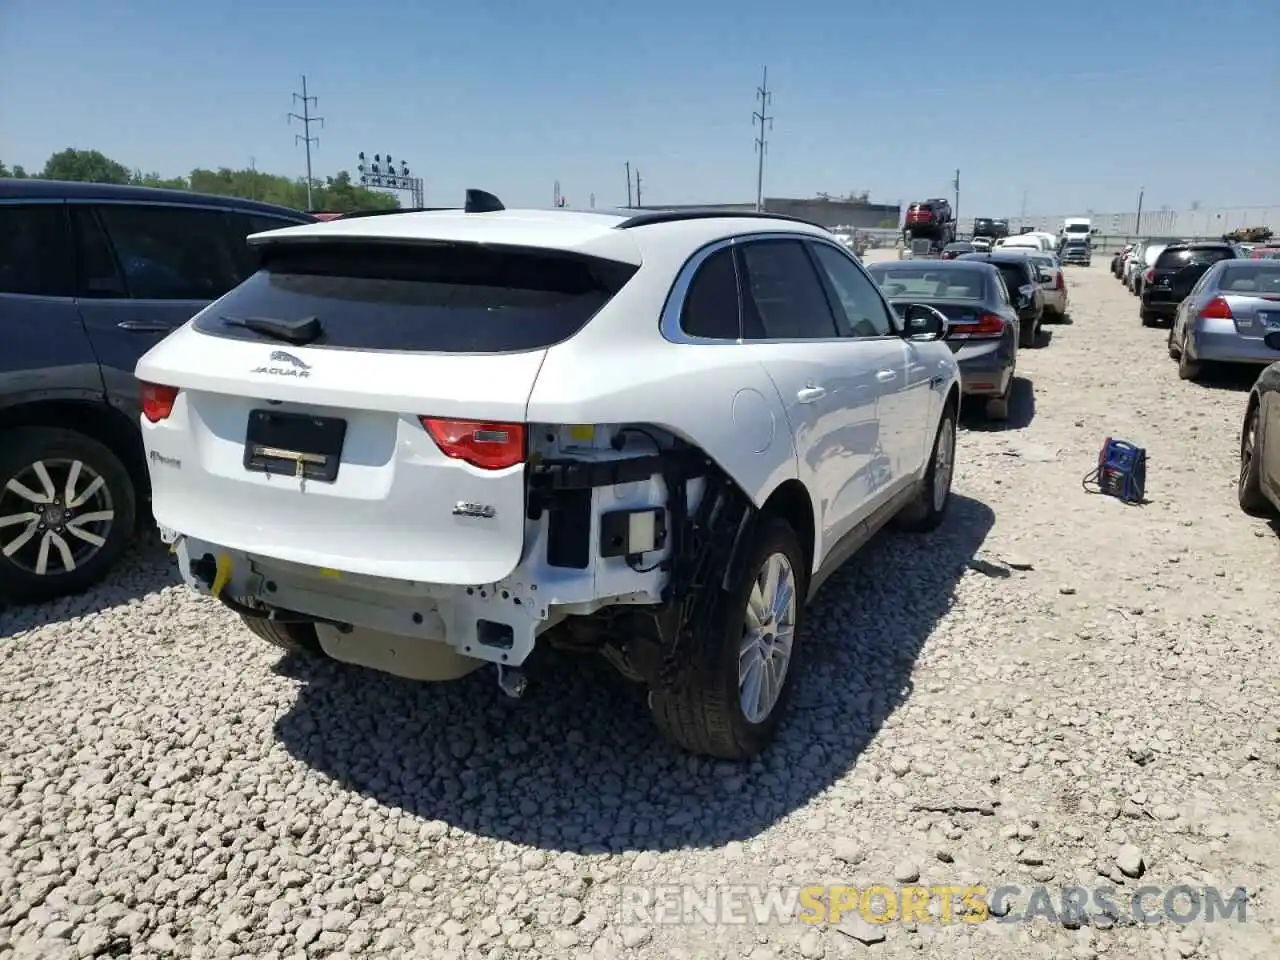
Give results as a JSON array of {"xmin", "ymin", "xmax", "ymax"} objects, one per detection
[
  {"xmin": 0, "ymin": 179, "xmax": 314, "ymax": 603},
  {"xmin": 1139, "ymin": 241, "xmax": 1238, "ymax": 326}
]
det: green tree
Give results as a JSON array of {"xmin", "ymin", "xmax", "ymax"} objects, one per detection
[
  {"xmin": 17, "ymin": 148, "xmax": 399, "ymax": 214},
  {"xmin": 0, "ymin": 161, "xmax": 29, "ymax": 178},
  {"xmin": 42, "ymin": 148, "xmax": 133, "ymax": 184}
]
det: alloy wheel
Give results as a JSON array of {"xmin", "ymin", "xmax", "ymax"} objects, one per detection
[{"xmin": 0, "ymin": 458, "xmax": 116, "ymax": 576}]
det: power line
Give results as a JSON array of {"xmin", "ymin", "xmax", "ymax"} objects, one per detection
[
  {"xmin": 288, "ymin": 75, "xmax": 324, "ymax": 209},
  {"xmin": 752, "ymin": 66, "xmax": 773, "ymax": 213}
]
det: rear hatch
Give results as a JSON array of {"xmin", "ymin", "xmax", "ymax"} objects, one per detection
[
  {"xmin": 136, "ymin": 236, "xmax": 638, "ymax": 584},
  {"xmin": 1149, "ymin": 247, "xmax": 1236, "ymax": 303}
]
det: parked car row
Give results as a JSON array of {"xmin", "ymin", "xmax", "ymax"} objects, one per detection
[
  {"xmin": 1111, "ymin": 232, "xmax": 1280, "ymax": 525},
  {"xmin": 866, "ymin": 245, "xmax": 1066, "ymax": 420}
]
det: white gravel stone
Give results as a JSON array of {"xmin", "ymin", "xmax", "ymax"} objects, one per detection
[{"xmin": 2, "ymin": 260, "xmax": 1278, "ymax": 960}]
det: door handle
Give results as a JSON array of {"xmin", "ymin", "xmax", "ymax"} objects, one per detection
[
  {"xmin": 876, "ymin": 369, "xmax": 898, "ymax": 382},
  {"xmin": 796, "ymin": 386, "xmax": 827, "ymax": 403},
  {"xmin": 116, "ymin": 320, "xmax": 174, "ymax": 333}
]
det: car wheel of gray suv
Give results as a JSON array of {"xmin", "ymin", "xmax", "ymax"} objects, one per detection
[{"xmin": 0, "ymin": 427, "xmax": 137, "ymax": 604}]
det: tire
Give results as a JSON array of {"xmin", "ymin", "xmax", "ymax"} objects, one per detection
[
  {"xmin": 1140, "ymin": 306, "xmax": 1158, "ymax": 327},
  {"xmin": 241, "ymin": 614, "xmax": 325, "ymax": 655},
  {"xmin": 985, "ymin": 392, "xmax": 1010, "ymax": 421},
  {"xmin": 895, "ymin": 401, "xmax": 958, "ymax": 532},
  {"xmin": 649, "ymin": 515, "xmax": 806, "ymax": 760},
  {"xmin": 1177, "ymin": 328, "xmax": 1202, "ymax": 381},
  {"xmin": 0, "ymin": 427, "xmax": 137, "ymax": 604},
  {"xmin": 1019, "ymin": 316, "xmax": 1039, "ymax": 348},
  {"xmin": 1238, "ymin": 401, "xmax": 1273, "ymax": 517}
]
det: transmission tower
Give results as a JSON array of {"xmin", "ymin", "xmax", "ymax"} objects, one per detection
[
  {"xmin": 288, "ymin": 75, "xmax": 324, "ymax": 209},
  {"xmin": 752, "ymin": 66, "xmax": 774, "ymax": 213}
]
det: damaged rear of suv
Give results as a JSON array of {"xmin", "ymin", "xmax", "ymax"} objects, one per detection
[{"xmin": 137, "ymin": 191, "xmax": 960, "ymax": 759}]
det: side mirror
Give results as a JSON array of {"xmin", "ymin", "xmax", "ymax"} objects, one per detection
[{"xmin": 902, "ymin": 303, "xmax": 949, "ymax": 342}]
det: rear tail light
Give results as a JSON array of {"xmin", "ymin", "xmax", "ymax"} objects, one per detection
[
  {"xmin": 949, "ymin": 312, "xmax": 1006, "ymax": 340},
  {"xmin": 1145, "ymin": 269, "xmax": 1156, "ymax": 284},
  {"xmin": 421, "ymin": 418, "xmax": 525, "ymax": 470},
  {"xmin": 140, "ymin": 382, "xmax": 179, "ymax": 423},
  {"xmin": 1055, "ymin": 271, "xmax": 1065, "ymax": 291},
  {"xmin": 1199, "ymin": 296, "xmax": 1233, "ymax": 320}
]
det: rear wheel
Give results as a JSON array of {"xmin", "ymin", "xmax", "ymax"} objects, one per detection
[
  {"xmin": 1238, "ymin": 402, "xmax": 1272, "ymax": 517},
  {"xmin": 240, "ymin": 614, "xmax": 325, "ymax": 655},
  {"xmin": 0, "ymin": 427, "xmax": 137, "ymax": 604},
  {"xmin": 1019, "ymin": 316, "xmax": 1039, "ymax": 348},
  {"xmin": 1140, "ymin": 306, "xmax": 1159, "ymax": 327},
  {"xmin": 649, "ymin": 516, "xmax": 805, "ymax": 760},
  {"xmin": 895, "ymin": 402, "xmax": 957, "ymax": 532},
  {"xmin": 1167, "ymin": 324, "xmax": 1181, "ymax": 359},
  {"xmin": 1177, "ymin": 327, "xmax": 1202, "ymax": 380}
]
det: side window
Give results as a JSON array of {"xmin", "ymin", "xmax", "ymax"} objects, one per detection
[
  {"xmin": 94, "ymin": 204, "xmax": 242, "ymax": 300},
  {"xmin": 679, "ymin": 247, "xmax": 740, "ymax": 339},
  {"xmin": 993, "ymin": 272, "xmax": 1011, "ymax": 305},
  {"xmin": 70, "ymin": 206, "xmax": 128, "ymax": 298},
  {"xmin": 0, "ymin": 204, "xmax": 74, "ymax": 297},
  {"xmin": 737, "ymin": 239, "xmax": 839, "ymax": 340},
  {"xmin": 810, "ymin": 243, "xmax": 896, "ymax": 337}
]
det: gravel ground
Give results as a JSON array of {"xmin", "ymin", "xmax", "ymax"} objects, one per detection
[{"xmin": 2, "ymin": 262, "xmax": 1278, "ymax": 960}]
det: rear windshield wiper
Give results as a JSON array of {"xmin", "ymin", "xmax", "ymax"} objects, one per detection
[{"xmin": 220, "ymin": 315, "xmax": 323, "ymax": 346}]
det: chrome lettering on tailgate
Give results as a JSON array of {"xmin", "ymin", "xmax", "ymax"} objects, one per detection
[{"xmin": 251, "ymin": 350, "xmax": 312, "ymax": 378}]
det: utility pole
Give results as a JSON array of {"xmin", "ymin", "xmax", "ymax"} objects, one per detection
[
  {"xmin": 589, "ymin": 192, "xmax": 596, "ymax": 209},
  {"xmin": 1020, "ymin": 190, "xmax": 1028, "ymax": 221},
  {"xmin": 952, "ymin": 168, "xmax": 960, "ymax": 233},
  {"xmin": 753, "ymin": 66, "xmax": 774, "ymax": 213},
  {"xmin": 554, "ymin": 180, "xmax": 561, "ymax": 207},
  {"xmin": 1135, "ymin": 186, "xmax": 1145, "ymax": 234},
  {"xmin": 625, "ymin": 162, "xmax": 633, "ymax": 207},
  {"xmin": 634, "ymin": 168, "xmax": 642, "ymax": 208},
  {"xmin": 288, "ymin": 75, "xmax": 324, "ymax": 209}
]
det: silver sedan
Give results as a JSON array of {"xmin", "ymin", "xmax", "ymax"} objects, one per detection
[{"xmin": 1168, "ymin": 259, "xmax": 1280, "ymax": 381}]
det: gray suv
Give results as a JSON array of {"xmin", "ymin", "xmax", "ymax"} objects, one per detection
[{"xmin": 0, "ymin": 179, "xmax": 314, "ymax": 603}]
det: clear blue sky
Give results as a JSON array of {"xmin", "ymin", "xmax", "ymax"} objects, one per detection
[{"xmin": 2, "ymin": 0, "xmax": 1276, "ymax": 215}]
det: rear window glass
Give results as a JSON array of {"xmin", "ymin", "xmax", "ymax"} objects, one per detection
[
  {"xmin": 191, "ymin": 241, "xmax": 637, "ymax": 353},
  {"xmin": 1154, "ymin": 247, "xmax": 1236, "ymax": 270},
  {"xmin": 867, "ymin": 267, "xmax": 986, "ymax": 300},
  {"xmin": 1220, "ymin": 264, "xmax": 1280, "ymax": 295}
]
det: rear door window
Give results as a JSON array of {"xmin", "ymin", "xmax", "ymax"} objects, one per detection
[
  {"xmin": 94, "ymin": 204, "xmax": 243, "ymax": 300},
  {"xmin": 192, "ymin": 241, "xmax": 638, "ymax": 353},
  {"xmin": 736, "ymin": 239, "xmax": 840, "ymax": 339},
  {"xmin": 0, "ymin": 204, "xmax": 74, "ymax": 297}
]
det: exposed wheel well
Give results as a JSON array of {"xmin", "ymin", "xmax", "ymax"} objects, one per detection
[
  {"xmin": 760, "ymin": 479, "xmax": 815, "ymax": 578},
  {"xmin": 0, "ymin": 401, "xmax": 148, "ymax": 519}
]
